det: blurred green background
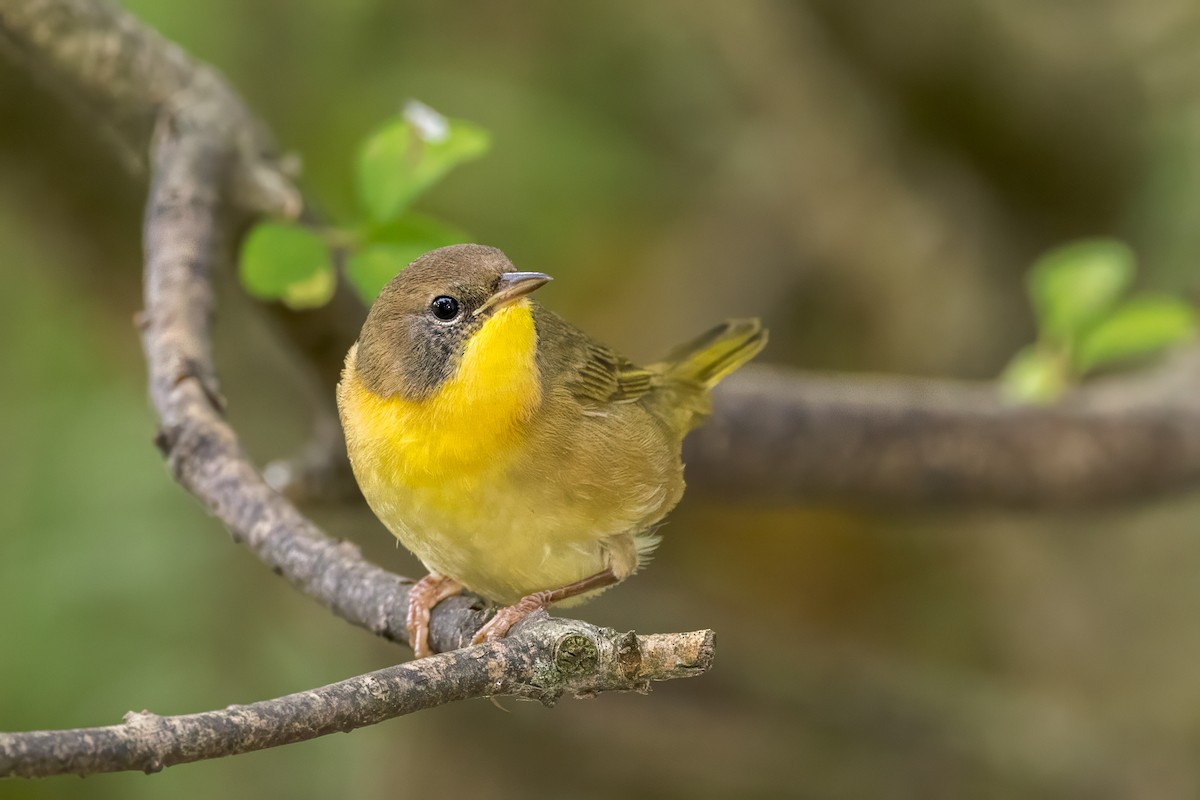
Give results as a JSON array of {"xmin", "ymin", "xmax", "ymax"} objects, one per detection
[{"xmin": 5, "ymin": 1, "xmax": 1200, "ymax": 797}]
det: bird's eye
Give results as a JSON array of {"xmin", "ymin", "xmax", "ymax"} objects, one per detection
[{"xmin": 430, "ymin": 295, "xmax": 461, "ymax": 321}]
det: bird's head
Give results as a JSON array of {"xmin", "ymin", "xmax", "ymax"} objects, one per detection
[{"xmin": 353, "ymin": 244, "xmax": 551, "ymax": 400}]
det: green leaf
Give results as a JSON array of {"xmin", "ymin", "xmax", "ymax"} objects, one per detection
[
  {"xmin": 1075, "ymin": 295, "xmax": 1198, "ymax": 373},
  {"xmin": 239, "ymin": 223, "xmax": 331, "ymax": 300},
  {"xmin": 1000, "ymin": 345, "xmax": 1071, "ymax": 403},
  {"xmin": 1028, "ymin": 239, "xmax": 1135, "ymax": 343},
  {"xmin": 356, "ymin": 102, "xmax": 491, "ymax": 223}
]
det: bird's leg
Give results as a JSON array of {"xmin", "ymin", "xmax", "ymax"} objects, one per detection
[
  {"xmin": 472, "ymin": 569, "xmax": 619, "ymax": 645},
  {"xmin": 405, "ymin": 572, "xmax": 463, "ymax": 658}
]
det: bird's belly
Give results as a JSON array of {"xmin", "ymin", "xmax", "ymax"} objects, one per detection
[{"xmin": 355, "ymin": 459, "xmax": 610, "ymax": 604}]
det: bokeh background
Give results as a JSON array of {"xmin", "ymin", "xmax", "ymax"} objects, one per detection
[{"xmin": 4, "ymin": 1, "xmax": 1200, "ymax": 797}]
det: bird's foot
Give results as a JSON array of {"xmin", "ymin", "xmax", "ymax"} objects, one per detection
[
  {"xmin": 471, "ymin": 593, "xmax": 551, "ymax": 645},
  {"xmin": 471, "ymin": 568, "xmax": 621, "ymax": 645},
  {"xmin": 405, "ymin": 573, "xmax": 463, "ymax": 658}
]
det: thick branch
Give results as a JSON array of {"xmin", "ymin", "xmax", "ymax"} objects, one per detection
[
  {"xmin": 688, "ymin": 355, "xmax": 1200, "ymax": 507},
  {"xmin": 0, "ymin": 625, "xmax": 712, "ymax": 778}
]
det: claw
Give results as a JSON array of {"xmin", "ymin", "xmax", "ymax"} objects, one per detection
[
  {"xmin": 405, "ymin": 573, "xmax": 463, "ymax": 658},
  {"xmin": 471, "ymin": 596, "xmax": 546, "ymax": 645},
  {"xmin": 470, "ymin": 568, "xmax": 620, "ymax": 646}
]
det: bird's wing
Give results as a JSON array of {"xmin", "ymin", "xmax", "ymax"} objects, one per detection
[
  {"xmin": 569, "ymin": 342, "xmax": 655, "ymax": 405},
  {"xmin": 533, "ymin": 305, "xmax": 656, "ymax": 406}
]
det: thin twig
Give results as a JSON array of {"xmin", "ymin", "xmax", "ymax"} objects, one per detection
[{"xmin": 0, "ymin": 626, "xmax": 714, "ymax": 778}]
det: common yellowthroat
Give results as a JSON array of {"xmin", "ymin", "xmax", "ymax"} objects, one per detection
[{"xmin": 337, "ymin": 244, "xmax": 766, "ymax": 657}]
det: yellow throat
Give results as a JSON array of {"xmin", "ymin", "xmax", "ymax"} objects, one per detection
[{"xmin": 339, "ymin": 300, "xmax": 543, "ymax": 487}]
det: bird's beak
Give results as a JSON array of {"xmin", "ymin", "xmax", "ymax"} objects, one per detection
[{"xmin": 475, "ymin": 271, "xmax": 552, "ymax": 316}]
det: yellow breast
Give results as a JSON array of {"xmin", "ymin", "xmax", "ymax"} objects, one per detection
[{"xmin": 338, "ymin": 300, "xmax": 542, "ymax": 491}]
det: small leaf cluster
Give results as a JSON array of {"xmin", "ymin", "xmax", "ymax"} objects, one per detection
[
  {"xmin": 1001, "ymin": 239, "xmax": 1197, "ymax": 402},
  {"xmin": 239, "ymin": 100, "xmax": 490, "ymax": 308}
]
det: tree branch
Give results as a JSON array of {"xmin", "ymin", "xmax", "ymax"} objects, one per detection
[
  {"xmin": 0, "ymin": 625, "xmax": 714, "ymax": 778},
  {"xmin": 688, "ymin": 353, "xmax": 1200, "ymax": 507}
]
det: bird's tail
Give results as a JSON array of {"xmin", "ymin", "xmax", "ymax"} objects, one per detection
[{"xmin": 657, "ymin": 318, "xmax": 767, "ymax": 388}]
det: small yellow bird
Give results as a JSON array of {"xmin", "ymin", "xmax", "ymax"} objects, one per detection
[{"xmin": 337, "ymin": 244, "xmax": 766, "ymax": 657}]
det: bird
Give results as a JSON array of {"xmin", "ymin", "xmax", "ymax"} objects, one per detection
[{"xmin": 336, "ymin": 244, "xmax": 766, "ymax": 657}]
